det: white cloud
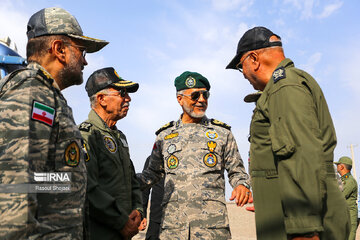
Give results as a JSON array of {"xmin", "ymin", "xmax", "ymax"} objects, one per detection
[
  {"xmin": 211, "ymin": 0, "xmax": 254, "ymax": 12},
  {"xmin": 317, "ymin": 2, "xmax": 343, "ymax": 19},
  {"xmin": 297, "ymin": 52, "xmax": 322, "ymax": 75}
]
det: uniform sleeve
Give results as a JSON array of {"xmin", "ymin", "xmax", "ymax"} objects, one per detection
[
  {"xmin": 0, "ymin": 77, "xmax": 54, "ymax": 236},
  {"xmin": 130, "ymin": 160, "xmax": 143, "ymax": 216},
  {"xmin": 268, "ymin": 83, "xmax": 325, "ymax": 232},
  {"xmin": 342, "ymin": 179, "xmax": 356, "ymax": 199},
  {"xmin": 81, "ymin": 131, "xmax": 128, "ymax": 233},
  {"xmin": 138, "ymin": 138, "xmax": 165, "ymax": 190},
  {"xmin": 141, "ymin": 157, "xmax": 152, "ymax": 217},
  {"xmin": 223, "ymin": 131, "xmax": 250, "ymax": 188}
]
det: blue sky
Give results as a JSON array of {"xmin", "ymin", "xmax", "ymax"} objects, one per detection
[{"xmin": 1, "ymin": 0, "xmax": 359, "ymax": 198}]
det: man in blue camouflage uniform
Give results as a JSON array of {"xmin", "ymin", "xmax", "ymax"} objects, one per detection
[
  {"xmin": 0, "ymin": 7, "xmax": 108, "ymax": 240},
  {"xmin": 138, "ymin": 71, "xmax": 251, "ymax": 240}
]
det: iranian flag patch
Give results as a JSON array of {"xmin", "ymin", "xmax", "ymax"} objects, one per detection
[{"xmin": 31, "ymin": 101, "xmax": 55, "ymax": 126}]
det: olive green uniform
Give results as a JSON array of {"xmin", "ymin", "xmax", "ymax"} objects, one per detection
[
  {"xmin": 79, "ymin": 110, "xmax": 143, "ymax": 240},
  {"xmin": 250, "ymin": 58, "xmax": 350, "ymax": 239},
  {"xmin": 341, "ymin": 172, "xmax": 358, "ymax": 240}
]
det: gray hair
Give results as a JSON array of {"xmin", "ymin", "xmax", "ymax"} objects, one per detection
[{"xmin": 90, "ymin": 88, "xmax": 111, "ymax": 108}]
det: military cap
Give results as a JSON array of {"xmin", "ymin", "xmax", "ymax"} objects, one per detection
[
  {"xmin": 174, "ymin": 71, "xmax": 210, "ymax": 91},
  {"xmin": 85, "ymin": 67, "xmax": 139, "ymax": 97},
  {"xmin": 226, "ymin": 26, "xmax": 282, "ymax": 69},
  {"xmin": 27, "ymin": 7, "xmax": 108, "ymax": 53},
  {"xmin": 334, "ymin": 156, "xmax": 353, "ymax": 166}
]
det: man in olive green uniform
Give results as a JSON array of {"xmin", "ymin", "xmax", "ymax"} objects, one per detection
[
  {"xmin": 0, "ymin": 7, "xmax": 107, "ymax": 240},
  {"xmin": 138, "ymin": 71, "xmax": 251, "ymax": 240},
  {"xmin": 79, "ymin": 67, "xmax": 143, "ymax": 240},
  {"xmin": 335, "ymin": 157, "xmax": 358, "ymax": 240},
  {"xmin": 226, "ymin": 26, "xmax": 350, "ymax": 239}
]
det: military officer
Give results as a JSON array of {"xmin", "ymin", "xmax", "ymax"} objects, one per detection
[
  {"xmin": 79, "ymin": 67, "xmax": 143, "ymax": 240},
  {"xmin": 137, "ymin": 71, "xmax": 251, "ymax": 240},
  {"xmin": 226, "ymin": 26, "xmax": 350, "ymax": 239},
  {"xmin": 335, "ymin": 157, "xmax": 358, "ymax": 240},
  {"xmin": 0, "ymin": 7, "xmax": 107, "ymax": 239}
]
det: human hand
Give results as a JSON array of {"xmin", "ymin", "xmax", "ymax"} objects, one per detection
[
  {"xmin": 229, "ymin": 184, "xmax": 251, "ymax": 207},
  {"xmin": 138, "ymin": 218, "xmax": 147, "ymax": 231},
  {"xmin": 120, "ymin": 210, "xmax": 142, "ymax": 239}
]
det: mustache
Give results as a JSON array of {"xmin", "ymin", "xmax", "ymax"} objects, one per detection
[
  {"xmin": 123, "ymin": 103, "xmax": 130, "ymax": 107},
  {"xmin": 193, "ymin": 102, "xmax": 207, "ymax": 108}
]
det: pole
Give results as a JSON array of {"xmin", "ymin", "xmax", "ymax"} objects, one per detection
[{"xmin": 350, "ymin": 144, "xmax": 357, "ymax": 181}]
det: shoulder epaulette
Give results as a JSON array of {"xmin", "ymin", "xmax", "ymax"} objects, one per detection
[
  {"xmin": 0, "ymin": 68, "xmax": 27, "ymax": 93},
  {"xmin": 211, "ymin": 119, "xmax": 231, "ymax": 130},
  {"xmin": 155, "ymin": 121, "xmax": 174, "ymax": 135},
  {"xmin": 79, "ymin": 122, "xmax": 93, "ymax": 132}
]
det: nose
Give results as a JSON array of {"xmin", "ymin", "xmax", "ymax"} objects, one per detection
[
  {"xmin": 198, "ymin": 93, "xmax": 206, "ymax": 102},
  {"xmin": 83, "ymin": 56, "xmax": 88, "ymax": 66}
]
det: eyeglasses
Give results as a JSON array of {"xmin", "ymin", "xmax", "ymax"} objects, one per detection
[
  {"xmin": 64, "ymin": 42, "xmax": 87, "ymax": 58},
  {"xmin": 105, "ymin": 89, "xmax": 128, "ymax": 98},
  {"xmin": 236, "ymin": 53, "xmax": 251, "ymax": 73},
  {"xmin": 180, "ymin": 90, "xmax": 210, "ymax": 101}
]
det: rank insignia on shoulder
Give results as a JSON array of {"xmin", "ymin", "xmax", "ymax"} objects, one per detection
[
  {"xmin": 156, "ymin": 121, "xmax": 174, "ymax": 135},
  {"xmin": 164, "ymin": 132, "xmax": 179, "ymax": 140},
  {"xmin": 167, "ymin": 155, "xmax": 179, "ymax": 169},
  {"xmin": 211, "ymin": 119, "xmax": 231, "ymax": 130},
  {"xmin": 204, "ymin": 153, "xmax": 217, "ymax": 168},
  {"xmin": 65, "ymin": 141, "xmax": 80, "ymax": 167},
  {"xmin": 79, "ymin": 122, "xmax": 92, "ymax": 132},
  {"xmin": 38, "ymin": 69, "xmax": 54, "ymax": 82},
  {"xmin": 31, "ymin": 100, "xmax": 55, "ymax": 126},
  {"xmin": 273, "ymin": 67, "xmax": 286, "ymax": 83},
  {"xmin": 103, "ymin": 135, "xmax": 117, "ymax": 153}
]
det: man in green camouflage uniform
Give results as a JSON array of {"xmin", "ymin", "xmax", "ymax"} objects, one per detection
[
  {"xmin": 0, "ymin": 7, "xmax": 108, "ymax": 240},
  {"xmin": 335, "ymin": 157, "xmax": 358, "ymax": 240},
  {"xmin": 227, "ymin": 26, "xmax": 350, "ymax": 239},
  {"xmin": 137, "ymin": 71, "xmax": 251, "ymax": 240},
  {"xmin": 79, "ymin": 67, "xmax": 143, "ymax": 240}
]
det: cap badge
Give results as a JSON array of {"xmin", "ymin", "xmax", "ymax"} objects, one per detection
[
  {"xmin": 65, "ymin": 141, "xmax": 80, "ymax": 167},
  {"xmin": 185, "ymin": 76, "xmax": 196, "ymax": 88},
  {"xmin": 203, "ymin": 153, "xmax": 217, "ymax": 168},
  {"xmin": 103, "ymin": 135, "xmax": 117, "ymax": 153},
  {"xmin": 167, "ymin": 155, "xmax": 179, "ymax": 169}
]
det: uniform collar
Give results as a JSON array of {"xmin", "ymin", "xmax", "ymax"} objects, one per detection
[
  {"xmin": 175, "ymin": 115, "xmax": 210, "ymax": 129},
  {"xmin": 341, "ymin": 172, "xmax": 352, "ymax": 180},
  {"xmin": 88, "ymin": 109, "xmax": 118, "ymax": 133},
  {"xmin": 28, "ymin": 62, "xmax": 60, "ymax": 91}
]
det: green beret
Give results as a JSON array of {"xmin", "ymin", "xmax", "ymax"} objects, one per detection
[{"xmin": 174, "ymin": 71, "xmax": 210, "ymax": 91}]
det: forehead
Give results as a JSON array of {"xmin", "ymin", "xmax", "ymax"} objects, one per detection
[{"xmin": 183, "ymin": 87, "xmax": 207, "ymax": 94}]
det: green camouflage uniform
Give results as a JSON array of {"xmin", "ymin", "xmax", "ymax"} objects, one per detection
[
  {"xmin": 250, "ymin": 58, "xmax": 350, "ymax": 239},
  {"xmin": 79, "ymin": 109, "xmax": 143, "ymax": 240},
  {"xmin": 139, "ymin": 116, "xmax": 250, "ymax": 240},
  {"xmin": 341, "ymin": 172, "xmax": 358, "ymax": 240},
  {"xmin": 0, "ymin": 62, "xmax": 87, "ymax": 239}
]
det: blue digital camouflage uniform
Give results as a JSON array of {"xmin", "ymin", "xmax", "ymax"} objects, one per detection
[
  {"xmin": 138, "ymin": 116, "xmax": 250, "ymax": 240},
  {"xmin": 0, "ymin": 62, "xmax": 87, "ymax": 239}
]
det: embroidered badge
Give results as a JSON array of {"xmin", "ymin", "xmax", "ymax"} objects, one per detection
[
  {"xmin": 185, "ymin": 76, "xmax": 196, "ymax": 88},
  {"xmin": 103, "ymin": 135, "xmax": 117, "ymax": 153},
  {"xmin": 65, "ymin": 141, "xmax": 80, "ymax": 167},
  {"xmin": 167, "ymin": 144, "xmax": 176, "ymax": 155},
  {"xmin": 273, "ymin": 67, "xmax": 286, "ymax": 83},
  {"xmin": 164, "ymin": 132, "xmax": 179, "ymax": 140},
  {"xmin": 203, "ymin": 153, "xmax": 217, "ymax": 168},
  {"xmin": 207, "ymin": 141, "xmax": 217, "ymax": 152},
  {"xmin": 79, "ymin": 122, "xmax": 92, "ymax": 132},
  {"xmin": 205, "ymin": 130, "xmax": 218, "ymax": 140},
  {"xmin": 167, "ymin": 155, "xmax": 179, "ymax": 169},
  {"xmin": 31, "ymin": 101, "xmax": 55, "ymax": 126},
  {"xmin": 83, "ymin": 143, "xmax": 90, "ymax": 162}
]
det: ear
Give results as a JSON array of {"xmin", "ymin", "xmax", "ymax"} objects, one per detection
[
  {"xmin": 177, "ymin": 94, "xmax": 183, "ymax": 106},
  {"xmin": 51, "ymin": 40, "xmax": 66, "ymax": 63},
  {"xmin": 250, "ymin": 52, "xmax": 260, "ymax": 71},
  {"xmin": 97, "ymin": 94, "xmax": 107, "ymax": 107}
]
